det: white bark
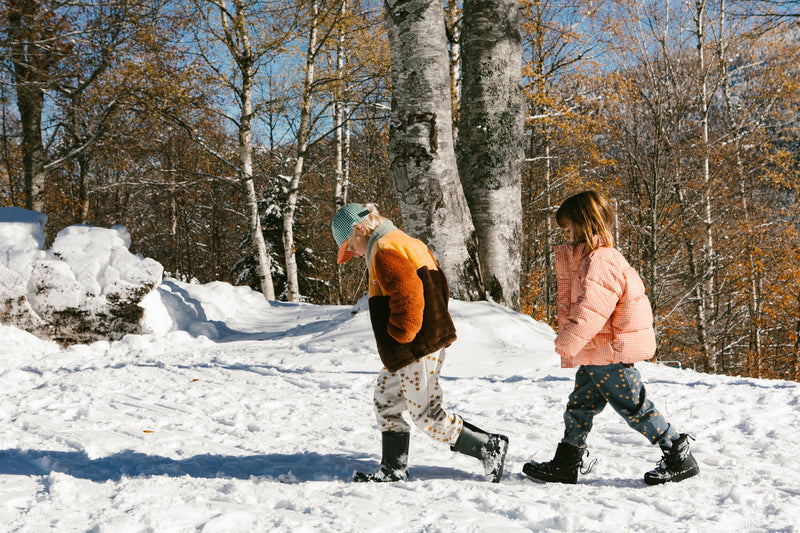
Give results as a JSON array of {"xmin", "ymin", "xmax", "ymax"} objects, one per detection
[
  {"xmin": 283, "ymin": 0, "xmax": 320, "ymax": 303},
  {"xmin": 218, "ymin": 0, "xmax": 276, "ymax": 301},
  {"xmin": 334, "ymin": 0, "xmax": 349, "ymax": 209},
  {"xmin": 457, "ymin": 0, "xmax": 524, "ymax": 309},
  {"xmin": 384, "ymin": 0, "xmax": 483, "ymax": 300},
  {"xmin": 694, "ymin": 0, "xmax": 717, "ymax": 371},
  {"xmin": 445, "ymin": 0, "xmax": 461, "ymax": 138},
  {"xmin": 543, "ymin": 144, "xmax": 553, "ymax": 322}
]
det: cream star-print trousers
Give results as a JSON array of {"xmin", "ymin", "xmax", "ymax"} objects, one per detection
[{"xmin": 373, "ymin": 349, "xmax": 463, "ymax": 444}]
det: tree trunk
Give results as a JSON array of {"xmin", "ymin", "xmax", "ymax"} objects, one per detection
[
  {"xmin": 457, "ymin": 0, "xmax": 524, "ymax": 309},
  {"xmin": 678, "ymin": 187, "xmax": 712, "ymax": 372},
  {"xmin": 77, "ymin": 155, "xmax": 90, "ymax": 223},
  {"xmin": 283, "ymin": 0, "xmax": 320, "ymax": 303},
  {"xmin": 333, "ymin": 0, "xmax": 349, "ymax": 209},
  {"xmin": 19, "ymin": 94, "xmax": 47, "ymax": 213},
  {"xmin": 444, "ymin": 0, "xmax": 461, "ymax": 136},
  {"xmin": 686, "ymin": 233, "xmax": 712, "ymax": 372},
  {"xmin": 221, "ymin": 0, "xmax": 276, "ymax": 300},
  {"xmin": 8, "ymin": 0, "xmax": 48, "ymax": 212},
  {"xmin": 242, "ymin": 58, "xmax": 275, "ymax": 300},
  {"xmin": 333, "ymin": 1, "xmax": 349, "ymax": 305},
  {"xmin": 543, "ymin": 144, "xmax": 553, "ymax": 322},
  {"xmin": 694, "ymin": 0, "xmax": 718, "ymax": 372},
  {"xmin": 244, "ymin": 176, "xmax": 275, "ymax": 300},
  {"xmin": 1, "ymin": 83, "xmax": 20, "ymax": 205},
  {"xmin": 384, "ymin": 0, "xmax": 483, "ymax": 300}
]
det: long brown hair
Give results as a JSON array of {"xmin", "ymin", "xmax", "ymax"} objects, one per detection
[{"xmin": 555, "ymin": 190, "xmax": 616, "ymax": 252}]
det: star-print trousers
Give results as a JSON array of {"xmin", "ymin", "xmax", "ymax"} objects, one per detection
[
  {"xmin": 562, "ymin": 363, "xmax": 679, "ymax": 448},
  {"xmin": 373, "ymin": 349, "xmax": 463, "ymax": 445}
]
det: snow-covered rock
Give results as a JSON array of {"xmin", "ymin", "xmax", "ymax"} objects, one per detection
[{"xmin": 0, "ymin": 208, "xmax": 163, "ymax": 345}]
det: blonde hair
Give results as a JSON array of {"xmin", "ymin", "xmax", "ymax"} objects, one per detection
[
  {"xmin": 555, "ymin": 190, "xmax": 615, "ymax": 252},
  {"xmin": 356, "ymin": 203, "xmax": 392, "ymax": 233}
]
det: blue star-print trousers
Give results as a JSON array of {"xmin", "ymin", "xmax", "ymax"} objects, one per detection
[{"xmin": 562, "ymin": 363, "xmax": 680, "ymax": 448}]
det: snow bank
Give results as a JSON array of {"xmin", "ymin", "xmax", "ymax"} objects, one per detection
[{"xmin": 0, "ymin": 208, "xmax": 163, "ymax": 345}]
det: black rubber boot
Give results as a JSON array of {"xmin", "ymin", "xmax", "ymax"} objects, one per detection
[
  {"xmin": 354, "ymin": 431, "xmax": 410, "ymax": 482},
  {"xmin": 644, "ymin": 433, "xmax": 699, "ymax": 485},
  {"xmin": 522, "ymin": 442, "xmax": 592, "ymax": 484},
  {"xmin": 451, "ymin": 420, "xmax": 509, "ymax": 483}
]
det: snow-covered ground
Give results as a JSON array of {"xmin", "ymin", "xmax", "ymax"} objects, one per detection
[{"xmin": 1, "ymin": 212, "xmax": 799, "ymax": 532}]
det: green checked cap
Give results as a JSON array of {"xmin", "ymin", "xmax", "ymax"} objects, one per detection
[{"xmin": 331, "ymin": 203, "xmax": 371, "ymax": 246}]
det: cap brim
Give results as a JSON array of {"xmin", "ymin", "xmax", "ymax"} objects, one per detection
[{"xmin": 337, "ymin": 241, "xmax": 354, "ymax": 264}]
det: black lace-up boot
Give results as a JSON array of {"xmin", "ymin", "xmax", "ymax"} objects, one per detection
[
  {"xmin": 644, "ymin": 433, "xmax": 699, "ymax": 485},
  {"xmin": 522, "ymin": 442, "xmax": 593, "ymax": 484}
]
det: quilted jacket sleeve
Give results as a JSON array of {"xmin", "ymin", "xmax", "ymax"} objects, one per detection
[
  {"xmin": 554, "ymin": 245, "xmax": 571, "ymax": 326},
  {"xmin": 555, "ymin": 251, "xmax": 624, "ymax": 362},
  {"xmin": 373, "ymin": 248, "xmax": 425, "ymax": 344}
]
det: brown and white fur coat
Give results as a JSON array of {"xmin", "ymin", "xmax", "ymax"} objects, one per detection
[{"xmin": 365, "ymin": 222, "xmax": 456, "ymax": 372}]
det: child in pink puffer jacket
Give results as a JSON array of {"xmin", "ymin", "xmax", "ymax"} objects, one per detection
[{"xmin": 522, "ymin": 190, "xmax": 699, "ymax": 485}]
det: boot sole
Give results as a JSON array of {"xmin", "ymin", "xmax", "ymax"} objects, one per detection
[
  {"xmin": 522, "ymin": 462, "xmax": 578, "ymax": 484},
  {"xmin": 353, "ymin": 471, "xmax": 409, "ymax": 482},
  {"xmin": 643, "ymin": 464, "xmax": 700, "ymax": 486}
]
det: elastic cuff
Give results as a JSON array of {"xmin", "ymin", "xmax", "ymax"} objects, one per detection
[{"xmin": 656, "ymin": 425, "xmax": 680, "ymax": 447}]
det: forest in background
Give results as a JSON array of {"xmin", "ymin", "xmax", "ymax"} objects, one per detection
[{"xmin": 1, "ymin": 0, "xmax": 799, "ymax": 381}]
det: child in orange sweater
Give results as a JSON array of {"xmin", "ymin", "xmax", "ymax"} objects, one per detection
[
  {"xmin": 522, "ymin": 191, "xmax": 699, "ymax": 485},
  {"xmin": 333, "ymin": 202, "xmax": 508, "ymax": 483}
]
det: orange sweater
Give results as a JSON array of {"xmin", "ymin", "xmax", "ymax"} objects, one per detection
[{"xmin": 367, "ymin": 226, "xmax": 456, "ymax": 372}]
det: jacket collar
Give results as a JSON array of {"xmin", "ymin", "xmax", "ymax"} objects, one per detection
[
  {"xmin": 556, "ymin": 235, "xmax": 608, "ymax": 267},
  {"xmin": 555, "ymin": 242, "xmax": 586, "ymax": 269},
  {"xmin": 366, "ymin": 220, "xmax": 398, "ymax": 267}
]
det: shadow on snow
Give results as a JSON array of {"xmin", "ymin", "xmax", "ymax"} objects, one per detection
[{"xmin": 0, "ymin": 449, "xmax": 480, "ymax": 484}]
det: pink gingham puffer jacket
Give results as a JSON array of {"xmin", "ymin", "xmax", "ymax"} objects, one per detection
[{"xmin": 554, "ymin": 242, "xmax": 656, "ymax": 368}]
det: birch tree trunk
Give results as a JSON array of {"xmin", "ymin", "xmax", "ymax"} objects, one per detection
[
  {"xmin": 218, "ymin": 0, "xmax": 276, "ymax": 300},
  {"xmin": 457, "ymin": 0, "xmax": 524, "ymax": 309},
  {"xmin": 384, "ymin": 0, "xmax": 483, "ymax": 300},
  {"xmin": 333, "ymin": 0, "xmax": 349, "ymax": 209},
  {"xmin": 543, "ymin": 144, "xmax": 553, "ymax": 322},
  {"xmin": 694, "ymin": 0, "xmax": 717, "ymax": 372},
  {"xmin": 240, "ymin": 31, "xmax": 276, "ymax": 301},
  {"xmin": 444, "ymin": 0, "xmax": 461, "ymax": 137},
  {"xmin": 283, "ymin": 0, "xmax": 320, "ymax": 303},
  {"xmin": 333, "ymin": 0, "xmax": 349, "ymax": 304}
]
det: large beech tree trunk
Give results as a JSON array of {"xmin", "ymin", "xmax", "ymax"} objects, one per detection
[{"xmin": 384, "ymin": 0, "xmax": 483, "ymax": 300}]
